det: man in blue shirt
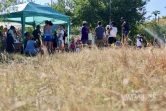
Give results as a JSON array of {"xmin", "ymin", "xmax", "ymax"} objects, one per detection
[
  {"xmin": 95, "ymin": 21, "xmax": 104, "ymax": 47},
  {"xmin": 81, "ymin": 21, "xmax": 88, "ymax": 45}
]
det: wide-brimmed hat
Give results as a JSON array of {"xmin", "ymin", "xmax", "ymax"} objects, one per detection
[
  {"xmin": 82, "ymin": 21, "xmax": 87, "ymax": 24},
  {"xmin": 137, "ymin": 34, "xmax": 140, "ymax": 37}
]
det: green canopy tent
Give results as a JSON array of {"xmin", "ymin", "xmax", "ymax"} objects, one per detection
[{"xmin": 0, "ymin": 2, "xmax": 70, "ymax": 45}]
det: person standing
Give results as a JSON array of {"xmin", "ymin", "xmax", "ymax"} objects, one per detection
[
  {"xmin": 44, "ymin": 20, "xmax": 53, "ymax": 53},
  {"xmin": 58, "ymin": 25, "xmax": 65, "ymax": 51},
  {"xmin": 120, "ymin": 17, "xmax": 130, "ymax": 46},
  {"xmin": 81, "ymin": 21, "xmax": 88, "ymax": 46},
  {"xmin": 94, "ymin": 21, "xmax": 104, "ymax": 47},
  {"xmin": 33, "ymin": 25, "xmax": 41, "ymax": 46},
  {"xmin": 6, "ymin": 26, "xmax": 16, "ymax": 53},
  {"xmin": 108, "ymin": 21, "xmax": 118, "ymax": 46}
]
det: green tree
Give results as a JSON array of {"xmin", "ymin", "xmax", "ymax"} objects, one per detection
[
  {"xmin": 72, "ymin": 0, "xmax": 149, "ymax": 37},
  {"xmin": 49, "ymin": 0, "xmax": 150, "ymax": 42},
  {"xmin": 111, "ymin": 0, "xmax": 150, "ymax": 38},
  {"xmin": 51, "ymin": 0, "xmax": 74, "ymax": 18},
  {"xmin": 72, "ymin": 0, "xmax": 110, "ymax": 27}
]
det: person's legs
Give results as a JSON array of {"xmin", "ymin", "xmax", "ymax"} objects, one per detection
[
  {"xmin": 58, "ymin": 40, "xmax": 62, "ymax": 52},
  {"xmin": 122, "ymin": 31, "xmax": 128, "ymax": 46},
  {"xmin": 96, "ymin": 40, "xmax": 103, "ymax": 48},
  {"xmin": 95, "ymin": 40, "xmax": 99, "ymax": 47},
  {"xmin": 48, "ymin": 41, "xmax": 52, "ymax": 54},
  {"xmin": 82, "ymin": 40, "xmax": 87, "ymax": 48},
  {"xmin": 113, "ymin": 37, "xmax": 117, "ymax": 46}
]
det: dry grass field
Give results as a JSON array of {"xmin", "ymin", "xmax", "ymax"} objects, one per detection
[{"xmin": 0, "ymin": 47, "xmax": 166, "ymax": 111}]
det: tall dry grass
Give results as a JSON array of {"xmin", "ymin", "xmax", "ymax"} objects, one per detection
[{"xmin": 0, "ymin": 47, "xmax": 166, "ymax": 111}]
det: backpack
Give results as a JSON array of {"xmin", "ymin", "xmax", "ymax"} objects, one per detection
[{"xmin": 63, "ymin": 30, "xmax": 68, "ymax": 41}]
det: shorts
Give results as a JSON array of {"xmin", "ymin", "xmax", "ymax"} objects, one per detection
[
  {"xmin": 108, "ymin": 37, "xmax": 116, "ymax": 44},
  {"xmin": 122, "ymin": 30, "xmax": 129, "ymax": 35},
  {"xmin": 81, "ymin": 40, "xmax": 88, "ymax": 44},
  {"xmin": 58, "ymin": 40, "xmax": 63, "ymax": 47},
  {"xmin": 53, "ymin": 41, "xmax": 58, "ymax": 48},
  {"xmin": 44, "ymin": 36, "xmax": 52, "ymax": 42},
  {"xmin": 96, "ymin": 39, "xmax": 103, "ymax": 47}
]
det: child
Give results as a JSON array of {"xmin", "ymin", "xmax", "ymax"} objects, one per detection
[
  {"xmin": 136, "ymin": 34, "xmax": 143, "ymax": 48},
  {"xmin": 70, "ymin": 40, "xmax": 75, "ymax": 52},
  {"xmin": 88, "ymin": 27, "xmax": 93, "ymax": 47},
  {"xmin": 75, "ymin": 40, "xmax": 80, "ymax": 52}
]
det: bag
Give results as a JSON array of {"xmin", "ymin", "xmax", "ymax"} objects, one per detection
[{"xmin": 63, "ymin": 30, "xmax": 68, "ymax": 42}]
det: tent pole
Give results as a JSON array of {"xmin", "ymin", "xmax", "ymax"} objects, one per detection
[
  {"xmin": 21, "ymin": 16, "xmax": 25, "ymax": 45},
  {"xmin": 67, "ymin": 20, "xmax": 70, "ymax": 49}
]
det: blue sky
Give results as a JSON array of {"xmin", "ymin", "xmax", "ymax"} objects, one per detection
[
  {"xmin": 34, "ymin": 0, "xmax": 166, "ymax": 19},
  {"xmin": 145, "ymin": 0, "xmax": 166, "ymax": 19}
]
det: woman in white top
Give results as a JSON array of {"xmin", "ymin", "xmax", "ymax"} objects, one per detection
[
  {"xmin": 44, "ymin": 20, "xmax": 53, "ymax": 53},
  {"xmin": 108, "ymin": 21, "xmax": 118, "ymax": 46}
]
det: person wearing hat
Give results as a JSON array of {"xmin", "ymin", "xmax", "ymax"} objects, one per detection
[
  {"xmin": 94, "ymin": 21, "xmax": 105, "ymax": 47},
  {"xmin": 81, "ymin": 21, "xmax": 88, "ymax": 46},
  {"xmin": 136, "ymin": 34, "xmax": 143, "ymax": 48},
  {"xmin": 120, "ymin": 17, "xmax": 130, "ymax": 45},
  {"xmin": 108, "ymin": 21, "xmax": 118, "ymax": 46},
  {"xmin": 6, "ymin": 26, "xmax": 16, "ymax": 53}
]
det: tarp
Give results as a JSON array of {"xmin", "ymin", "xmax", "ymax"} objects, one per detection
[{"xmin": 0, "ymin": 2, "xmax": 70, "ymax": 45}]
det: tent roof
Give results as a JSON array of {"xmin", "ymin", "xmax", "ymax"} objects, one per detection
[{"xmin": 0, "ymin": 2, "xmax": 70, "ymax": 25}]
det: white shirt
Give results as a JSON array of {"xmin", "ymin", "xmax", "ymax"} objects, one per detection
[
  {"xmin": 105, "ymin": 30, "xmax": 109, "ymax": 36},
  {"xmin": 136, "ymin": 38, "xmax": 142, "ymax": 46},
  {"xmin": 109, "ymin": 27, "xmax": 118, "ymax": 37},
  {"xmin": 59, "ymin": 29, "xmax": 64, "ymax": 41}
]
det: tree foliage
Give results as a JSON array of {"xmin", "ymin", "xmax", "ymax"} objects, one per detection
[{"xmin": 51, "ymin": 0, "xmax": 150, "ymax": 38}]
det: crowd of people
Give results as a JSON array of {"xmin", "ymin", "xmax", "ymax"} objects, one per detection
[
  {"xmin": 78, "ymin": 17, "xmax": 130, "ymax": 49},
  {"xmin": 0, "ymin": 17, "xmax": 147, "ymax": 56},
  {"xmin": 0, "ymin": 20, "xmax": 69, "ymax": 56}
]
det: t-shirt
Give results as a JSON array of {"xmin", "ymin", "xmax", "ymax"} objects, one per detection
[
  {"xmin": 81, "ymin": 26, "xmax": 88, "ymax": 40},
  {"xmin": 95, "ymin": 26, "xmax": 104, "ymax": 40},
  {"xmin": 25, "ymin": 40, "xmax": 36, "ymax": 53},
  {"xmin": 136, "ymin": 38, "xmax": 143, "ymax": 47},
  {"xmin": 109, "ymin": 27, "xmax": 118, "ymax": 37},
  {"xmin": 122, "ymin": 21, "xmax": 129, "ymax": 31},
  {"xmin": 59, "ymin": 30, "xmax": 64, "ymax": 41},
  {"xmin": 105, "ymin": 30, "xmax": 109, "ymax": 36},
  {"xmin": 32, "ymin": 29, "xmax": 41, "ymax": 41}
]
